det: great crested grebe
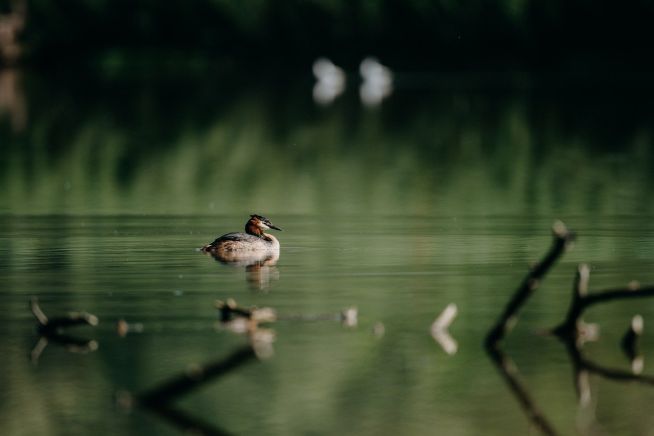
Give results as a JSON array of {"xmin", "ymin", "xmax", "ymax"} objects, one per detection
[{"xmin": 202, "ymin": 214, "xmax": 282, "ymax": 254}]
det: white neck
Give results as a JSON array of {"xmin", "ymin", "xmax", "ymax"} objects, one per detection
[{"xmin": 263, "ymin": 233, "xmax": 280, "ymax": 250}]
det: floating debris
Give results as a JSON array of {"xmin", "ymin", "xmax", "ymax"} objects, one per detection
[
  {"xmin": 215, "ymin": 298, "xmax": 277, "ymax": 324},
  {"xmin": 216, "ymin": 317, "xmax": 254, "ymax": 335},
  {"xmin": 214, "ymin": 298, "xmax": 277, "ymax": 359},
  {"xmin": 431, "ymin": 303, "xmax": 458, "ymax": 355},
  {"xmin": 250, "ymin": 328, "xmax": 276, "ymax": 360},
  {"xmin": 117, "ymin": 319, "xmax": 145, "ymax": 337},
  {"xmin": 340, "ymin": 306, "xmax": 358, "ymax": 327}
]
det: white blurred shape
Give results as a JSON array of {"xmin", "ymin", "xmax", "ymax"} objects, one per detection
[
  {"xmin": 632, "ymin": 314, "xmax": 644, "ymax": 334},
  {"xmin": 430, "ymin": 303, "xmax": 458, "ymax": 355},
  {"xmin": 359, "ymin": 57, "xmax": 393, "ymax": 107},
  {"xmin": 632, "ymin": 355, "xmax": 644, "ymax": 375},
  {"xmin": 341, "ymin": 306, "xmax": 358, "ymax": 328},
  {"xmin": 312, "ymin": 57, "xmax": 346, "ymax": 105}
]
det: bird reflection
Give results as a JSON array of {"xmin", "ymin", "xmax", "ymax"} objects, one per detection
[{"xmin": 204, "ymin": 250, "xmax": 280, "ymax": 291}]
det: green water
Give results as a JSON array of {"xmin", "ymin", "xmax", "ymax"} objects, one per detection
[{"xmin": 2, "ymin": 71, "xmax": 654, "ymax": 435}]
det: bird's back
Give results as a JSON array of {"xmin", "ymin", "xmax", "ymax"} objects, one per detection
[{"xmin": 203, "ymin": 232, "xmax": 278, "ymax": 253}]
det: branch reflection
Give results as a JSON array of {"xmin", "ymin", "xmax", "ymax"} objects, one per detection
[
  {"xmin": 485, "ymin": 345, "xmax": 557, "ymax": 436},
  {"xmin": 136, "ymin": 345, "xmax": 257, "ymax": 436},
  {"xmin": 29, "ymin": 297, "xmax": 99, "ymax": 364}
]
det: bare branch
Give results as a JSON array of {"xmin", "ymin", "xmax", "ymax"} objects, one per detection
[
  {"xmin": 486, "ymin": 221, "xmax": 574, "ymax": 347},
  {"xmin": 553, "ymin": 265, "xmax": 654, "ymax": 337}
]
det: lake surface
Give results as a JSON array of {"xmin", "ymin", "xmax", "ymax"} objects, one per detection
[{"xmin": 2, "ymin": 70, "xmax": 654, "ymax": 435}]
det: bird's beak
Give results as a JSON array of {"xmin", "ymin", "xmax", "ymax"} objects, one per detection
[{"xmin": 269, "ymin": 223, "xmax": 282, "ymax": 231}]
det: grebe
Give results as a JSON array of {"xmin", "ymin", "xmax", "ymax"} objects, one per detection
[{"xmin": 202, "ymin": 214, "xmax": 282, "ymax": 255}]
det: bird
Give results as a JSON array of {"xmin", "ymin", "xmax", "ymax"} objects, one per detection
[{"xmin": 202, "ymin": 214, "xmax": 282, "ymax": 256}]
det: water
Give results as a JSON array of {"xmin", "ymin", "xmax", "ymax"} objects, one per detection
[{"xmin": 2, "ymin": 71, "xmax": 654, "ymax": 435}]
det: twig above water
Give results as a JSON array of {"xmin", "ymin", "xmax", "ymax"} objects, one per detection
[
  {"xmin": 30, "ymin": 297, "xmax": 98, "ymax": 334},
  {"xmin": 484, "ymin": 222, "xmax": 654, "ymax": 436},
  {"xmin": 482, "ymin": 222, "xmax": 574, "ymax": 436},
  {"xmin": 553, "ymin": 266, "xmax": 654, "ymax": 338},
  {"xmin": 485, "ymin": 221, "xmax": 575, "ymax": 348}
]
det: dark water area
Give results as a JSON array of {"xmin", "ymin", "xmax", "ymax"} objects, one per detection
[
  {"xmin": 13, "ymin": 1, "xmax": 654, "ymax": 72},
  {"xmin": 2, "ymin": 69, "xmax": 654, "ymax": 435}
]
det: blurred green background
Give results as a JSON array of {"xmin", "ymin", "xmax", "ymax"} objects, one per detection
[{"xmin": 2, "ymin": 71, "xmax": 654, "ymax": 216}]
